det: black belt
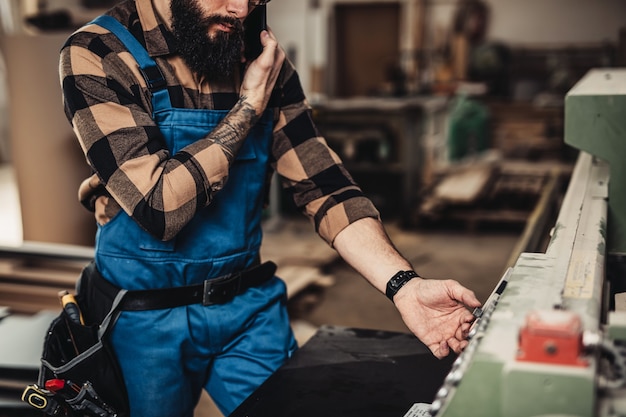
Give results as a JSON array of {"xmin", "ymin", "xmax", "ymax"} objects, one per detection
[{"xmin": 98, "ymin": 261, "xmax": 277, "ymax": 311}]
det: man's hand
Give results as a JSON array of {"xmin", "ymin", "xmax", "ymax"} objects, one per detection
[
  {"xmin": 240, "ymin": 28, "xmax": 285, "ymax": 115},
  {"xmin": 209, "ymin": 29, "xmax": 283, "ymax": 164},
  {"xmin": 332, "ymin": 217, "xmax": 481, "ymax": 359},
  {"xmin": 393, "ymin": 278, "xmax": 481, "ymax": 359}
]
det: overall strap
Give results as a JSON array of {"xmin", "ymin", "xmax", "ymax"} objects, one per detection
[{"xmin": 89, "ymin": 15, "xmax": 172, "ymax": 112}]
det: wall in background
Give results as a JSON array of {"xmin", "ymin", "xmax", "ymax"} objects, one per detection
[
  {"xmin": 268, "ymin": 0, "xmax": 320, "ymax": 100},
  {"xmin": 271, "ymin": 0, "xmax": 626, "ymax": 96},
  {"xmin": 1, "ymin": 33, "xmax": 96, "ymax": 245},
  {"xmin": 0, "ymin": 54, "xmax": 8, "ymax": 163},
  {"xmin": 485, "ymin": 0, "xmax": 626, "ymax": 45}
]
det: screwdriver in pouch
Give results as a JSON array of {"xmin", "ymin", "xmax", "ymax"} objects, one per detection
[
  {"xmin": 58, "ymin": 290, "xmax": 85, "ymax": 325},
  {"xmin": 45, "ymin": 379, "xmax": 81, "ymax": 398}
]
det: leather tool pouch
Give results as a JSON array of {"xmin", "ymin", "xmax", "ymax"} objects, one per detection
[{"xmin": 23, "ymin": 262, "xmax": 130, "ymax": 417}]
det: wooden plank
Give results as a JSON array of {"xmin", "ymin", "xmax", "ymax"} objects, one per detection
[
  {"xmin": 278, "ymin": 265, "xmax": 335, "ymax": 299},
  {"xmin": 261, "ymin": 220, "xmax": 339, "ymax": 300},
  {"xmin": 446, "ymin": 209, "xmax": 530, "ymax": 223},
  {"xmin": 504, "ymin": 169, "xmax": 562, "ymax": 269},
  {"xmin": 0, "ymin": 260, "xmax": 80, "ymax": 287},
  {"xmin": 432, "ymin": 164, "xmax": 495, "ymax": 204}
]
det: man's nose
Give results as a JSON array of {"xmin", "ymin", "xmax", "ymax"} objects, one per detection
[{"xmin": 225, "ymin": 0, "xmax": 249, "ymax": 19}]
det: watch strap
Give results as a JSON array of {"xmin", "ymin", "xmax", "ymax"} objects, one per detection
[{"xmin": 385, "ymin": 270, "xmax": 419, "ymax": 302}]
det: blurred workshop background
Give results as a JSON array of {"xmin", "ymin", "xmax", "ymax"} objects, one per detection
[{"xmin": 0, "ymin": 0, "xmax": 625, "ymax": 416}]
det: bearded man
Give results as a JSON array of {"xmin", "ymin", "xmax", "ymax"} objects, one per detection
[{"xmin": 59, "ymin": 1, "xmax": 481, "ymax": 415}]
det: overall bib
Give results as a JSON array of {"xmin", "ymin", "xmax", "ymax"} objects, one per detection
[{"xmin": 90, "ymin": 16, "xmax": 297, "ymax": 417}]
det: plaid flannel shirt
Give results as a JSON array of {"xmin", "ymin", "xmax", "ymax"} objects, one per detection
[{"xmin": 59, "ymin": 0, "xmax": 379, "ymax": 245}]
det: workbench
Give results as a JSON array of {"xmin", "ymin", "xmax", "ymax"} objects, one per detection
[{"xmin": 311, "ymin": 96, "xmax": 449, "ymax": 223}]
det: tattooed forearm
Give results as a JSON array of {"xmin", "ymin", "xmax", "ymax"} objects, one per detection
[{"xmin": 212, "ymin": 97, "xmax": 260, "ymax": 164}]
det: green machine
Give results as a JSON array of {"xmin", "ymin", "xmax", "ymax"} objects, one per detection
[
  {"xmin": 419, "ymin": 69, "xmax": 626, "ymax": 417},
  {"xmin": 566, "ymin": 69, "xmax": 626, "ymax": 256}
]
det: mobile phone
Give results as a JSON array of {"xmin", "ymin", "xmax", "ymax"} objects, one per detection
[{"xmin": 243, "ymin": 5, "xmax": 267, "ymax": 61}]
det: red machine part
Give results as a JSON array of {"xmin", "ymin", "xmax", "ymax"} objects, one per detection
[{"xmin": 517, "ymin": 310, "xmax": 588, "ymax": 367}]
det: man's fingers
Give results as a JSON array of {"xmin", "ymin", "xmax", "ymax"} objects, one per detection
[
  {"xmin": 431, "ymin": 324, "xmax": 474, "ymax": 358},
  {"xmin": 447, "ymin": 337, "xmax": 469, "ymax": 354},
  {"xmin": 455, "ymin": 322, "xmax": 471, "ymax": 340},
  {"xmin": 260, "ymin": 27, "xmax": 278, "ymax": 51},
  {"xmin": 455, "ymin": 339, "xmax": 469, "ymax": 353},
  {"xmin": 447, "ymin": 280, "xmax": 481, "ymax": 309},
  {"xmin": 430, "ymin": 340, "xmax": 449, "ymax": 359}
]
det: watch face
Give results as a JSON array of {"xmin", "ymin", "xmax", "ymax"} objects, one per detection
[
  {"xmin": 386, "ymin": 271, "xmax": 417, "ymax": 302},
  {"xmin": 391, "ymin": 276, "xmax": 403, "ymax": 288}
]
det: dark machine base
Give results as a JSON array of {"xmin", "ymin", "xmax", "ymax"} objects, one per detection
[{"xmin": 230, "ymin": 325, "xmax": 456, "ymax": 417}]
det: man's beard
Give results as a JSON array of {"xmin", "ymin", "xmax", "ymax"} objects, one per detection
[{"xmin": 170, "ymin": 0, "xmax": 244, "ymax": 81}]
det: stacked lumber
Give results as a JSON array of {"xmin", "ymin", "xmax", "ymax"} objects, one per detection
[
  {"xmin": 0, "ymin": 222, "xmax": 338, "ymax": 316},
  {"xmin": 260, "ymin": 218, "xmax": 337, "ymax": 305},
  {"xmin": 414, "ymin": 159, "xmax": 572, "ymax": 233},
  {"xmin": 0, "ymin": 242, "xmax": 92, "ymax": 315}
]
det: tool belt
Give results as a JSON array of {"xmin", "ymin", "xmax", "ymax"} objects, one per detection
[
  {"xmin": 23, "ymin": 274, "xmax": 130, "ymax": 417},
  {"xmin": 91, "ymin": 260, "xmax": 278, "ymax": 311},
  {"xmin": 22, "ymin": 260, "xmax": 277, "ymax": 416}
]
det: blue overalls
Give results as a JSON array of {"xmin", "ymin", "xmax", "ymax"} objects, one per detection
[{"xmin": 90, "ymin": 16, "xmax": 297, "ymax": 417}]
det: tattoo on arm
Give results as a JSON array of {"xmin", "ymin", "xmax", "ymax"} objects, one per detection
[{"xmin": 212, "ymin": 97, "xmax": 260, "ymax": 164}]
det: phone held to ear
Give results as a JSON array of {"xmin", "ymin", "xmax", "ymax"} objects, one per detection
[{"xmin": 243, "ymin": 5, "xmax": 267, "ymax": 61}]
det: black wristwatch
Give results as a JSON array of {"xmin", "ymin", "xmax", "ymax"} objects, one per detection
[{"xmin": 385, "ymin": 270, "xmax": 419, "ymax": 302}]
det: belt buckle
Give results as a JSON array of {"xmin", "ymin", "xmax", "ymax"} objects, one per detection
[{"xmin": 202, "ymin": 273, "xmax": 241, "ymax": 306}]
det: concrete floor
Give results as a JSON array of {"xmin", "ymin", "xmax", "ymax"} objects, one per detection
[{"xmin": 287, "ymin": 219, "xmax": 520, "ymax": 334}]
